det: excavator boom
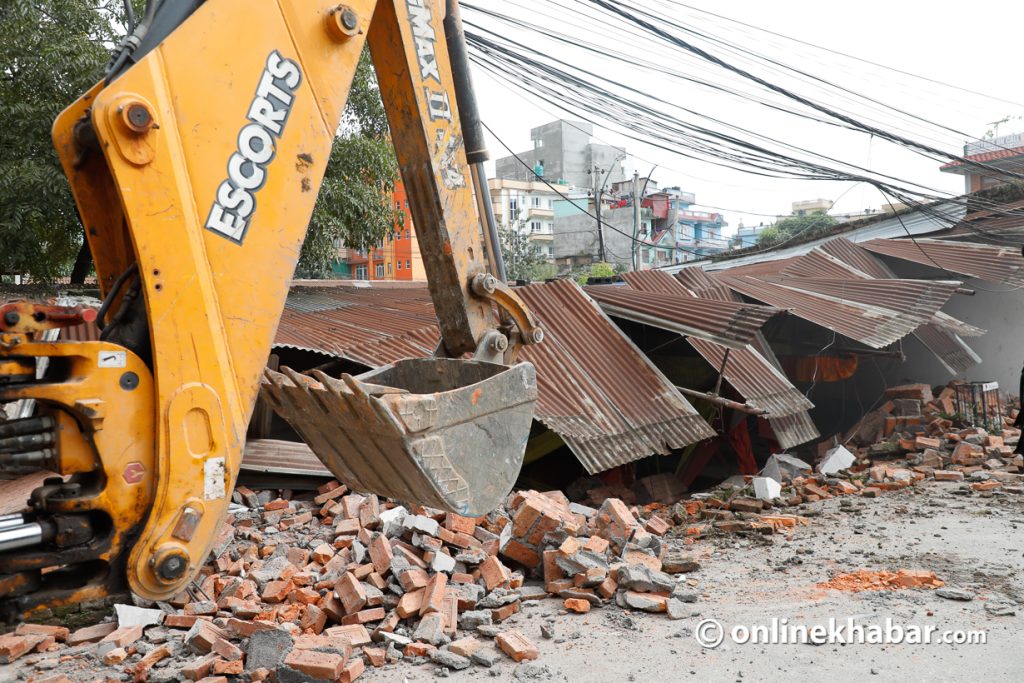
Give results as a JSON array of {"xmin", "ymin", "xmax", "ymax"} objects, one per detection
[{"xmin": 0, "ymin": 0, "xmax": 540, "ymax": 621}]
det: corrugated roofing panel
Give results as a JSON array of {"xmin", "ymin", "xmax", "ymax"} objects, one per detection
[
  {"xmin": 862, "ymin": 237, "xmax": 1024, "ymax": 286},
  {"xmin": 913, "ymin": 323, "xmax": 982, "ymax": 376},
  {"xmin": 716, "ymin": 274, "xmax": 956, "ymax": 349},
  {"xmin": 624, "ymin": 272, "xmax": 818, "ymax": 449},
  {"xmin": 777, "ymin": 238, "xmax": 982, "ymax": 374},
  {"xmin": 242, "ymin": 439, "xmax": 333, "ymax": 477},
  {"xmin": 516, "ymin": 281, "xmax": 716, "ymax": 473},
  {"xmin": 272, "ymin": 281, "xmax": 716, "ymax": 474},
  {"xmin": 586, "ymin": 283, "xmax": 782, "ymax": 349},
  {"xmin": 674, "ymin": 267, "xmax": 742, "ymax": 302}
]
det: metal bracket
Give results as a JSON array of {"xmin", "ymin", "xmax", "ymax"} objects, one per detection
[{"xmin": 469, "ymin": 274, "xmax": 544, "ymax": 357}]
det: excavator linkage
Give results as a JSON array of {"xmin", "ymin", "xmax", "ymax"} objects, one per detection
[{"xmin": 0, "ymin": 0, "xmax": 541, "ymax": 620}]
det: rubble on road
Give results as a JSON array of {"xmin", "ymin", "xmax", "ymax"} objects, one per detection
[
  {"xmin": 2, "ymin": 380, "xmax": 1017, "ymax": 681},
  {"xmin": 819, "ymin": 569, "xmax": 945, "ymax": 592}
]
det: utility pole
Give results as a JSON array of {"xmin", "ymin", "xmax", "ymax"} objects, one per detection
[
  {"xmin": 631, "ymin": 170, "xmax": 640, "ymax": 271},
  {"xmin": 592, "ymin": 163, "xmax": 606, "ymax": 264}
]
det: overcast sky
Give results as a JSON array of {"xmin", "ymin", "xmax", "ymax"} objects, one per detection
[{"xmin": 466, "ymin": 0, "xmax": 1024, "ymax": 234}]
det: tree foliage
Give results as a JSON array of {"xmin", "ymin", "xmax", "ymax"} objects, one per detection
[
  {"xmin": 297, "ymin": 50, "xmax": 399, "ymax": 277},
  {"xmin": 755, "ymin": 211, "xmax": 838, "ymax": 248},
  {"xmin": 0, "ymin": 0, "xmax": 124, "ymax": 281},
  {"xmin": 1, "ymin": 4, "xmax": 397, "ymax": 281},
  {"xmin": 498, "ymin": 220, "xmax": 544, "ymax": 282}
]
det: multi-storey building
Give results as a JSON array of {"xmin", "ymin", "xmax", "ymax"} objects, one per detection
[
  {"xmin": 941, "ymin": 132, "xmax": 1024, "ymax": 193},
  {"xmin": 488, "ymin": 177, "xmax": 572, "ymax": 262},
  {"xmin": 339, "ymin": 182, "xmax": 425, "ymax": 280},
  {"xmin": 493, "ymin": 119, "xmax": 626, "ymax": 190}
]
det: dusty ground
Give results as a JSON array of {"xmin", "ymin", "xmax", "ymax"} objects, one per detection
[
  {"xmin": 361, "ymin": 480, "xmax": 1024, "ymax": 683},
  {"xmin": 4, "ymin": 479, "xmax": 1021, "ymax": 683}
]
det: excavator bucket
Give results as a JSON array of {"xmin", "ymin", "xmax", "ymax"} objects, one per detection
[{"xmin": 261, "ymin": 358, "xmax": 538, "ymax": 516}]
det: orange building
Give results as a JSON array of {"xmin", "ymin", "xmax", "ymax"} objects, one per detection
[{"xmin": 347, "ymin": 182, "xmax": 425, "ymax": 280}]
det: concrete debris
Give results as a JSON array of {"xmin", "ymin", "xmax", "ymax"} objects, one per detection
[
  {"xmin": 3, "ymin": 381, "xmax": 1019, "ymax": 681},
  {"xmin": 761, "ymin": 453, "xmax": 813, "ymax": 483},
  {"xmin": 751, "ymin": 476, "xmax": 782, "ymax": 501},
  {"xmin": 817, "ymin": 444, "xmax": 856, "ymax": 475}
]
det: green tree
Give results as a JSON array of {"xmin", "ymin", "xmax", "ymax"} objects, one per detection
[
  {"xmin": 297, "ymin": 50, "xmax": 399, "ymax": 277},
  {"xmin": 0, "ymin": 0, "xmax": 124, "ymax": 282},
  {"xmin": 1, "ymin": 4, "xmax": 397, "ymax": 281},
  {"xmin": 498, "ymin": 220, "xmax": 543, "ymax": 282},
  {"xmin": 756, "ymin": 211, "xmax": 838, "ymax": 248}
]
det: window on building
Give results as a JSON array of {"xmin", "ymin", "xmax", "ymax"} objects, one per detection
[
  {"xmin": 387, "ymin": 263, "xmax": 392, "ymax": 275},
  {"xmin": 509, "ymin": 199, "xmax": 519, "ymax": 220},
  {"xmin": 531, "ymin": 196, "xmax": 540, "ymax": 207},
  {"xmin": 404, "ymin": 199, "xmax": 409, "ymax": 209},
  {"xmin": 375, "ymin": 264, "xmax": 384, "ymax": 278},
  {"xmin": 406, "ymin": 259, "xmax": 411, "ymax": 269},
  {"xmin": 395, "ymin": 201, "xmax": 401, "ymax": 211},
  {"xmin": 530, "ymin": 221, "xmax": 541, "ymax": 233},
  {"xmin": 355, "ymin": 266, "xmax": 368, "ymax": 280},
  {"xmin": 397, "ymin": 261, "xmax": 403, "ymax": 270},
  {"xmin": 405, "ymin": 229, "xmax": 410, "ymax": 239}
]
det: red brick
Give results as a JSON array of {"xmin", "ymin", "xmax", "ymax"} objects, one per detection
[
  {"xmin": 444, "ymin": 513, "xmax": 477, "ymax": 535},
  {"xmin": 644, "ymin": 516, "xmax": 672, "ymax": 535},
  {"xmin": 496, "ymin": 630, "xmax": 540, "ymax": 662},
  {"xmin": 449, "ymin": 636, "xmax": 483, "ymax": 658},
  {"xmin": 336, "ymin": 572, "xmax": 367, "ymax": 614},
  {"xmin": 341, "ymin": 607, "xmax": 386, "ymax": 625},
  {"xmin": 396, "ymin": 588, "xmax": 425, "ymax": 619},
  {"xmin": 102, "ymin": 647, "xmax": 128, "ymax": 665},
  {"xmin": 491, "ymin": 600, "xmax": 521, "ymax": 622},
  {"xmin": 596, "ymin": 576, "xmax": 618, "ymax": 599},
  {"xmin": 502, "ymin": 539, "xmax": 541, "ymax": 568},
  {"xmin": 67, "ymin": 622, "xmax": 117, "ymax": 645},
  {"xmin": 542, "ymin": 550, "xmax": 566, "ymax": 592},
  {"xmin": 341, "ymin": 656, "xmax": 365, "ymax": 682},
  {"xmin": 364, "ymin": 646, "xmax": 386, "ymax": 667},
  {"xmin": 335, "ymin": 518, "xmax": 361, "ymax": 536},
  {"xmin": 404, "ymin": 642, "xmax": 436, "ymax": 657},
  {"xmin": 323, "ymin": 624, "xmax": 372, "ymax": 647},
  {"xmin": 99, "ymin": 625, "xmax": 143, "ymax": 649},
  {"xmin": 563, "ymin": 598, "xmax": 591, "ymax": 613},
  {"xmin": 368, "ymin": 534, "xmax": 393, "ymax": 575},
  {"xmin": 0, "ymin": 634, "xmax": 38, "ymax": 663},
  {"xmin": 301, "ymin": 604, "xmax": 328, "ymax": 633},
  {"xmin": 265, "ymin": 498, "xmax": 290, "ymax": 511},
  {"xmin": 480, "ymin": 555, "xmax": 512, "ymax": 590},
  {"xmin": 397, "ymin": 567, "xmax": 429, "ymax": 591},
  {"xmin": 420, "ymin": 572, "xmax": 448, "ymax": 616},
  {"xmin": 934, "ymin": 470, "xmax": 965, "ymax": 482},
  {"xmin": 212, "ymin": 659, "xmax": 244, "ymax": 675},
  {"xmin": 211, "ymin": 637, "xmax": 243, "ymax": 661},
  {"xmin": 181, "ymin": 653, "xmax": 219, "ymax": 681},
  {"xmin": 284, "ymin": 649, "xmax": 346, "ymax": 680},
  {"xmin": 262, "ymin": 580, "xmax": 292, "ymax": 604},
  {"xmin": 311, "ymin": 543, "xmax": 335, "ymax": 564},
  {"xmin": 15, "ymin": 624, "xmax": 69, "ymax": 642}
]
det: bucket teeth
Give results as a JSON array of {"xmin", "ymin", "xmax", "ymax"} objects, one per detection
[{"xmin": 260, "ymin": 358, "xmax": 537, "ymax": 515}]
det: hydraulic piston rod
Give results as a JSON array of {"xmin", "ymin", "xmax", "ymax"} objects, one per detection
[{"xmin": 0, "ymin": 522, "xmax": 44, "ymax": 553}]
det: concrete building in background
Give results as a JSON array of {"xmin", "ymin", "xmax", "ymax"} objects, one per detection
[
  {"xmin": 494, "ymin": 119, "xmax": 626, "ymax": 189},
  {"xmin": 342, "ymin": 183, "xmax": 425, "ymax": 281},
  {"xmin": 941, "ymin": 132, "xmax": 1024, "ymax": 193},
  {"xmin": 732, "ymin": 221, "xmax": 770, "ymax": 248},
  {"xmin": 792, "ymin": 198, "xmax": 834, "ymax": 216},
  {"xmin": 488, "ymin": 177, "xmax": 573, "ymax": 261},
  {"xmin": 643, "ymin": 187, "xmax": 728, "ymax": 263}
]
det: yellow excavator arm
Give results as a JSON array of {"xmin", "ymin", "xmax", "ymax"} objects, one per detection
[{"xmin": 0, "ymin": 0, "xmax": 540, "ymax": 621}]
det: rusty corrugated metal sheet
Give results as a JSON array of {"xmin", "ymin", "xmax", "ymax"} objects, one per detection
[
  {"xmin": 272, "ymin": 281, "xmax": 716, "ymax": 474},
  {"xmin": 862, "ymin": 237, "xmax": 1024, "ymax": 286},
  {"xmin": 516, "ymin": 281, "xmax": 715, "ymax": 473},
  {"xmin": 945, "ymin": 199, "xmax": 1024, "ymax": 239},
  {"xmin": 778, "ymin": 238, "xmax": 982, "ymax": 374},
  {"xmin": 242, "ymin": 439, "xmax": 332, "ymax": 477},
  {"xmin": 623, "ymin": 271, "xmax": 818, "ymax": 449},
  {"xmin": 716, "ymin": 274, "xmax": 959, "ymax": 349},
  {"xmin": 913, "ymin": 323, "xmax": 982, "ymax": 375},
  {"xmin": 675, "ymin": 267, "xmax": 744, "ymax": 302},
  {"xmin": 585, "ymin": 282, "xmax": 782, "ymax": 349}
]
